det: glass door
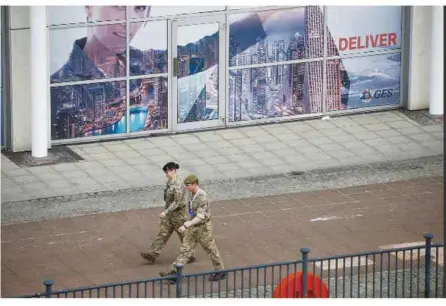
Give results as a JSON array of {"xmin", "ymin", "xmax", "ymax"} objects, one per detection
[{"xmin": 171, "ymin": 15, "xmax": 226, "ymax": 131}]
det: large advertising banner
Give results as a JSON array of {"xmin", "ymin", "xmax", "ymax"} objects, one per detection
[
  {"xmin": 48, "ymin": 6, "xmax": 403, "ymax": 139},
  {"xmin": 325, "ymin": 6, "xmax": 402, "ymax": 57},
  {"xmin": 325, "ymin": 6, "xmax": 402, "ymax": 110},
  {"xmin": 48, "ymin": 6, "xmax": 225, "ymax": 26},
  {"xmin": 228, "ymin": 6, "xmax": 402, "ymax": 122},
  {"xmin": 175, "ymin": 22, "xmax": 220, "ymax": 124},
  {"xmin": 49, "ymin": 6, "xmax": 170, "ymax": 140},
  {"xmin": 228, "ymin": 6, "xmax": 325, "ymax": 121},
  {"xmin": 326, "ymin": 54, "xmax": 401, "ymax": 111}
]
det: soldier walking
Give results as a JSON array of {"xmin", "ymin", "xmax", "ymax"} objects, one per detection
[
  {"xmin": 160, "ymin": 174, "xmax": 226, "ymax": 283},
  {"xmin": 139, "ymin": 162, "xmax": 195, "ymax": 264}
]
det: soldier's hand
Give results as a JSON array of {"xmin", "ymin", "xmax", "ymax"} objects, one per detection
[
  {"xmin": 160, "ymin": 211, "xmax": 167, "ymax": 219},
  {"xmin": 178, "ymin": 225, "xmax": 186, "ymax": 233}
]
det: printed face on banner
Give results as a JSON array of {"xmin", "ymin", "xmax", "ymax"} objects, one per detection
[
  {"xmin": 82, "ymin": 6, "xmax": 148, "ymax": 47},
  {"xmin": 49, "ymin": 6, "xmax": 129, "ymax": 25},
  {"xmin": 48, "ymin": 6, "xmax": 225, "ymax": 25},
  {"xmin": 49, "ymin": 7, "xmax": 161, "ymax": 84}
]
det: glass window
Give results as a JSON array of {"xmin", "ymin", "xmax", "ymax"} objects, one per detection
[
  {"xmin": 129, "ymin": 6, "xmax": 226, "ymax": 18},
  {"xmin": 51, "ymin": 81, "xmax": 127, "ymax": 140},
  {"xmin": 228, "ymin": 61, "xmax": 323, "ymax": 122},
  {"xmin": 229, "ymin": 6, "xmax": 324, "ymax": 67},
  {"xmin": 326, "ymin": 53, "xmax": 401, "ymax": 111},
  {"xmin": 326, "ymin": 6, "xmax": 402, "ymax": 57},
  {"xmin": 46, "ymin": 5, "xmax": 404, "ymax": 141},
  {"xmin": 129, "ymin": 77, "xmax": 168, "ymax": 132},
  {"xmin": 129, "ymin": 21, "xmax": 168, "ymax": 76},
  {"xmin": 48, "ymin": 6, "xmax": 126, "ymax": 26},
  {"xmin": 50, "ymin": 25, "xmax": 127, "ymax": 84},
  {"xmin": 176, "ymin": 23, "xmax": 220, "ymax": 124}
]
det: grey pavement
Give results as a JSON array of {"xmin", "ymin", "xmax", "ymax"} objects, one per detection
[
  {"xmin": 1, "ymin": 154, "xmax": 444, "ymax": 225},
  {"xmin": 1, "ymin": 110, "xmax": 444, "ymax": 204}
]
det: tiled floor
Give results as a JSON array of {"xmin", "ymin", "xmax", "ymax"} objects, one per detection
[
  {"xmin": 1, "ymin": 176, "xmax": 443, "ymax": 297},
  {"xmin": 1, "ymin": 111, "xmax": 444, "ymax": 203}
]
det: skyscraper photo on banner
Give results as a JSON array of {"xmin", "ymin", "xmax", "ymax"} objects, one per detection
[
  {"xmin": 228, "ymin": 6, "xmax": 402, "ymax": 123},
  {"xmin": 228, "ymin": 7, "xmax": 325, "ymax": 122}
]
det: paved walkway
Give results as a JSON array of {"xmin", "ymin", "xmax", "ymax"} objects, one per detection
[
  {"xmin": 1, "ymin": 177, "xmax": 443, "ymax": 297},
  {"xmin": 1, "ymin": 111, "xmax": 444, "ymax": 203}
]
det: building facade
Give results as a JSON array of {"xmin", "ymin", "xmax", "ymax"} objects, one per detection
[{"xmin": 0, "ymin": 6, "xmax": 442, "ymax": 152}]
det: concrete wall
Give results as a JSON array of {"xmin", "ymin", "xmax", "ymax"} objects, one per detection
[
  {"xmin": 8, "ymin": 6, "xmax": 32, "ymax": 152},
  {"xmin": 405, "ymin": 6, "xmax": 433, "ymax": 111},
  {"xmin": 7, "ymin": 6, "xmax": 50, "ymax": 152}
]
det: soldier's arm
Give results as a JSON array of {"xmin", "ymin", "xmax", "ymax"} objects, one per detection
[
  {"xmin": 164, "ymin": 184, "xmax": 183, "ymax": 214},
  {"xmin": 186, "ymin": 215, "xmax": 203, "ymax": 227}
]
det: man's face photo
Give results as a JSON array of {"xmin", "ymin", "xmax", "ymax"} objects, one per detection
[{"xmin": 85, "ymin": 6, "xmax": 150, "ymax": 53}]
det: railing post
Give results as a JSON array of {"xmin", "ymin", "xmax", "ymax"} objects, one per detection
[
  {"xmin": 300, "ymin": 248, "xmax": 310, "ymax": 298},
  {"xmin": 175, "ymin": 264, "xmax": 184, "ymax": 298},
  {"xmin": 424, "ymin": 233, "xmax": 433, "ymax": 298},
  {"xmin": 43, "ymin": 280, "xmax": 54, "ymax": 298}
]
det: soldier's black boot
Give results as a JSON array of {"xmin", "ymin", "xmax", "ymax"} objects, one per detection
[
  {"xmin": 208, "ymin": 271, "xmax": 226, "ymax": 282},
  {"xmin": 139, "ymin": 251, "xmax": 156, "ymax": 264},
  {"xmin": 159, "ymin": 270, "xmax": 177, "ymax": 284}
]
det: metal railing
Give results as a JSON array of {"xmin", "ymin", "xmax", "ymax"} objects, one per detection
[{"xmin": 17, "ymin": 233, "xmax": 444, "ymax": 298}]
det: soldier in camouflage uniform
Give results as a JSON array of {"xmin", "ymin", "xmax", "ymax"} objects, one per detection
[
  {"xmin": 160, "ymin": 174, "xmax": 226, "ymax": 283},
  {"xmin": 140, "ymin": 162, "xmax": 195, "ymax": 264}
]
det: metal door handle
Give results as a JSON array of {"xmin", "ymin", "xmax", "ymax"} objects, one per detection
[{"xmin": 173, "ymin": 57, "xmax": 178, "ymax": 77}]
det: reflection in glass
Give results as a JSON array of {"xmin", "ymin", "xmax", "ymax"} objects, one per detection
[
  {"xmin": 50, "ymin": 25, "xmax": 127, "ymax": 84},
  {"xmin": 129, "ymin": 21, "xmax": 168, "ymax": 76},
  {"xmin": 51, "ymin": 81, "xmax": 126, "ymax": 140},
  {"xmin": 326, "ymin": 53, "xmax": 401, "ymax": 110},
  {"xmin": 176, "ymin": 23, "xmax": 219, "ymax": 124},
  {"xmin": 229, "ymin": 6, "xmax": 324, "ymax": 67},
  {"xmin": 228, "ymin": 61, "xmax": 323, "ymax": 122},
  {"xmin": 129, "ymin": 77, "xmax": 168, "ymax": 132}
]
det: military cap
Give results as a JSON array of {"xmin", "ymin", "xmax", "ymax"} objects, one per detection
[{"xmin": 184, "ymin": 174, "xmax": 199, "ymax": 184}]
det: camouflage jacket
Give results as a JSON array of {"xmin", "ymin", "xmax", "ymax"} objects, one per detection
[
  {"xmin": 164, "ymin": 176, "xmax": 186, "ymax": 214},
  {"xmin": 188, "ymin": 189, "xmax": 212, "ymax": 223}
]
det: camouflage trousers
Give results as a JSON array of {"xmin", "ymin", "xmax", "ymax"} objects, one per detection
[
  {"xmin": 149, "ymin": 212, "xmax": 196, "ymax": 259},
  {"xmin": 172, "ymin": 221, "xmax": 224, "ymax": 271}
]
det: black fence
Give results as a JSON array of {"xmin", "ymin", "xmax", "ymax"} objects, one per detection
[{"xmin": 19, "ymin": 233, "xmax": 444, "ymax": 298}]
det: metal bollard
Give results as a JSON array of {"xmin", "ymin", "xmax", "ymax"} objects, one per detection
[
  {"xmin": 43, "ymin": 280, "xmax": 54, "ymax": 298},
  {"xmin": 175, "ymin": 264, "xmax": 184, "ymax": 298},
  {"xmin": 300, "ymin": 248, "xmax": 310, "ymax": 298},
  {"xmin": 423, "ymin": 233, "xmax": 433, "ymax": 298}
]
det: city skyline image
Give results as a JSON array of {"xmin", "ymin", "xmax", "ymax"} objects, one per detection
[
  {"xmin": 51, "ymin": 77, "xmax": 168, "ymax": 140},
  {"xmin": 229, "ymin": 6, "xmax": 340, "ymax": 121},
  {"xmin": 48, "ymin": 6, "xmax": 402, "ymax": 139},
  {"xmin": 176, "ymin": 23, "xmax": 220, "ymax": 123},
  {"xmin": 51, "ymin": 81, "xmax": 127, "ymax": 140}
]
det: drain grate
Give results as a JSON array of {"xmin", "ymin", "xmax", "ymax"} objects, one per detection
[
  {"xmin": 289, "ymin": 171, "xmax": 305, "ymax": 176},
  {"xmin": 399, "ymin": 109, "xmax": 444, "ymax": 126},
  {"xmin": 2, "ymin": 146, "xmax": 84, "ymax": 168}
]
